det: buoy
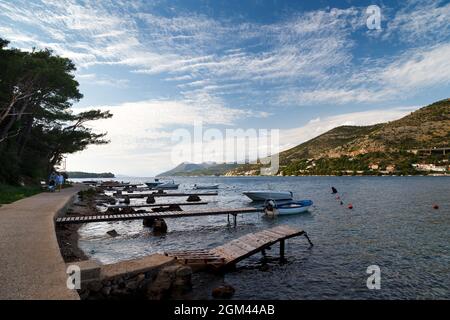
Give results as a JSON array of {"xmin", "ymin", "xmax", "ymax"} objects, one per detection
[
  {"xmin": 433, "ymin": 204, "xmax": 439, "ymax": 210},
  {"xmin": 348, "ymin": 203, "xmax": 353, "ymax": 209}
]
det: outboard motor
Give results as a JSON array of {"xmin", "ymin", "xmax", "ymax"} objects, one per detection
[{"xmin": 264, "ymin": 199, "xmax": 277, "ymax": 217}]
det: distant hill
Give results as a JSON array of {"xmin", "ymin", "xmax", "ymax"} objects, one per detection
[
  {"xmin": 226, "ymin": 98, "xmax": 450, "ymax": 176},
  {"xmin": 157, "ymin": 162, "xmax": 239, "ymax": 177},
  {"xmin": 66, "ymin": 171, "xmax": 115, "ymax": 178}
]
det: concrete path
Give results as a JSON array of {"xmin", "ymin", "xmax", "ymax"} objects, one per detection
[{"xmin": 0, "ymin": 185, "xmax": 85, "ymax": 300}]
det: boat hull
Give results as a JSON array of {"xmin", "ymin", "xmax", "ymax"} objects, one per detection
[
  {"xmin": 155, "ymin": 183, "xmax": 180, "ymax": 190},
  {"xmin": 243, "ymin": 191, "xmax": 293, "ymax": 201},
  {"xmin": 264, "ymin": 199, "xmax": 313, "ymax": 216},
  {"xmin": 194, "ymin": 185, "xmax": 219, "ymax": 190}
]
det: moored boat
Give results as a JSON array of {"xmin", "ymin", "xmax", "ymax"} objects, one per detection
[
  {"xmin": 154, "ymin": 179, "xmax": 180, "ymax": 190},
  {"xmin": 264, "ymin": 199, "xmax": 313, "ymax": 216},
  {"xmin": 243, "ymin": 190, "xmax": 293, "ymax": 201},
  {"xmin": 193, "ymin": 184, "xmax": 219, "ymax": 190},
  {"xmin": 145, "ymin": 179, "xmax": 163, "ymax": 189}
]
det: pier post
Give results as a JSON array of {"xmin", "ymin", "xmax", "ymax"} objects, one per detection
[
  {"xmin": 232, "ymin": 214, "xmax": 237, "ymax": 227},
  {"xmin": 279, "ymin": 239, "xmax": 285, "ymax": 262},
  {"xmin": 303, "ymin": 232, "xmax": 314, "ymax": 247}
]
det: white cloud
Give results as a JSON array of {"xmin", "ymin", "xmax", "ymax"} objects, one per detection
[
  {"xmin": 278, "ymin": 106, "xmax": 419, "ymax": 150},
  {"xmin": 67, "ymin": 105, "xmax": 419, "ymax": 176},
  {"xmin": 384, "ymin": 0, "xmax": 450, "ymax": 44},
  {"xmin": 379, "ymin": 43, "xmax": 450, "ymax": 89}
]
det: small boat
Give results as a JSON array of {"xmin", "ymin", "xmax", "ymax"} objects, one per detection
[
  {"xmin": 264, "ymin": 199, "xmax": 313, "ymax": 216},
  {"xmin": 145, "ymin": 179, "xmax": 163, "ymax": 189},
  {"xmin": 243, "ymin": 190, "xmax": 293, "ymax": 201},
  {"xmin": 155, "ymin": 180, "xmax": 179, "ymax": 190},
  {"xmin": 193, "ymin": 184, "xmax": 219, "ymax": 190}
]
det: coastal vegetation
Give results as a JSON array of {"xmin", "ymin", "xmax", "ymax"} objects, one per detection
[
  {"xmin": 161, "ymin": 99, "xmax": 449, "ymax": 176},
  {"xmin": 157, "ymin": 162, "xmax": 239, "ymax": 177},
  {"xmin": 0, "ymin": 184, "xmax": 41, "ymax": 204},
  {"xmin": 227, "ymin": 99, "xmax": 450, "ymax": 176},
  {"xmin": 0, "ymin": 38, "xmax": 112, "ymax": 189},
  {"xmin": 66, "ymin": 172, "xmax": 115, "ymax": 179}
]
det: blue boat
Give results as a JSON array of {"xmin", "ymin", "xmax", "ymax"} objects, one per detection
[{"xmin": 264, "ymin": 199, "xmax": 313, "ymax": 216}]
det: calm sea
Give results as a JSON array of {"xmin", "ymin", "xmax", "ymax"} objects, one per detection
[{"xmin": 75, "ymin": 176, "xmax": 450, "ymax": 299}]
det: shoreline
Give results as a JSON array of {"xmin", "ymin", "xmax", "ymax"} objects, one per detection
[{"xmin": 55, "ymin": 190, "xmax": 101, "ymax": 263}]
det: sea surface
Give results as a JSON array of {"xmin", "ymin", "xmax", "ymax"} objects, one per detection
[{"xmin": 74, "ymin": 176, "xmax": 450, "ymax": 299}]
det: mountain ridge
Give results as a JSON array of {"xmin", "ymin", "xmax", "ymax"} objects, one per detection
[{"xmin": 159, "ymin": 99, "xmax": 449, "ymax": 176}]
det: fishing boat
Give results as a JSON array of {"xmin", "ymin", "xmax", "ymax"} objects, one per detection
[
  {"xmin": 145, "ymin": 179, "xmax": 163, "ymax": 189},
  {"xmin": 264, "ymin": 199, "xmax": 313, "ymax": 216},
  {"xmin": 243, "ymin": 190, "xmax": 293, "ymax": 201},
  {"xmin": 154, "ymin": 180, "xmax": 180, "ymax": 190},
  {"xmin": 193, "ymin": 184, "xmax": 219, "ymax": 190}
]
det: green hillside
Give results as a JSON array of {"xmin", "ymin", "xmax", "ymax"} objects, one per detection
[{"xmin": 227, "ymin": 99, "xmax": 450, "ymax": 176}]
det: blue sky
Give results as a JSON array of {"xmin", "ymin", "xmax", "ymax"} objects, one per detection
[{"xmin": 1, "ymin": 0, "xmax": 449, "ymax": 175}]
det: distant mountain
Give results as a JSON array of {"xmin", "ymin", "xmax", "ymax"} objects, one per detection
[
  {"xmin": 157, "ymin": 162, "xmax": 239, "ymax": 176},
  {"xmin": 226, "ymin": 99, "xmax": 450, "ymax": 176},
  {"xmin": 66, "ymin": 171, "xmax": 115, "ymax": 178}
]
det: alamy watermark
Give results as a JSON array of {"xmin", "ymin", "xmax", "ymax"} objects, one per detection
[
  {"xmin": 66, "ymin": 264, "xmax": 81, "ymax": 290},
  {"xmin": 171, "ymin": 121, "xmax": 280, "ymax": 175},
  {"xmin": 366, "ymin": 5, "xmax": 382, "ymax": 30},
  {"xmin": 366, "ymin": 265, "xmax": 381, "ymax": 290}
]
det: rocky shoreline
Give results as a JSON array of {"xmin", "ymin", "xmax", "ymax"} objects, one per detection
[
  {"xmin": 55, "ymin": 188, "xmax": 232, "ymax": 300},
  {"xmin": 55, "ymin": 189, "xmax": 100, "ymax": 262}
]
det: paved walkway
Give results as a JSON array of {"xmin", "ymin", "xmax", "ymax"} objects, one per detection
[{"xmin": 0, "ymin": 185, "xmax": 85, "ymax": 300}]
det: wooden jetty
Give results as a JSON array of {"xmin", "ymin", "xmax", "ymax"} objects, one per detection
[
  {"xmin": 55, "ymin": 207, "xmax": 262, "ymax": 225},
  {"xmin": 103, "ymin": 201, "xmax": 209, "ymax": 209},
  {"xmin": 112, "ymin": 192, "xmax": 218, "ymax": 199},
  {"xmin": 165, "ymin": 225, "xmax": 313, "ymax": 269}
]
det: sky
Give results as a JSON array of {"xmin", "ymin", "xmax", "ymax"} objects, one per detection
[{"xmin": 0, "ymin": 0, "xmax": 449, "ymax": 176}]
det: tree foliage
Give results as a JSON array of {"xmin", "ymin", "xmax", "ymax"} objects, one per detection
[{"xmin": 0, "ymin": 38, "xmax": 112, "ymax": 184}]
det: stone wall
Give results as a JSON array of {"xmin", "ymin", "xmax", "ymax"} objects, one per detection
[{"xmin": 73, "ymin": 254, "xmax": 193, "ymax": 300}]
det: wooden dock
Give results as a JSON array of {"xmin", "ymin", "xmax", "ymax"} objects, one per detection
[
  {"xmin": 55, "ymin": 207, "xmax": 262, "ymax": 225},
  {"xmin": 103, "ymin": 201, "xmax": 209, "ymax": 209},
  {"xmin": 165, "ymin": 225, "xmax": 313, "ymax": 268},
  {"xmin": 113, "ymin": 192, "xmax": 218, "ymax": 199}
]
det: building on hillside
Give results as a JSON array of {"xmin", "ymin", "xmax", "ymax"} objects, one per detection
[
  {"xmin": 385, "ymin": 165, "xmax": 396, "ymax": 173},
  {"xmin": 412, "ymin": 163, "xmax": 447, "ymax": 172},
  {"xmin": 368, "ymin": 163, "xmax": 379, "ymax": 170}
]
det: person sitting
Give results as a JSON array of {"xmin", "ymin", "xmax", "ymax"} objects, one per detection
[{"xmin": 48, "ymin": 179, "xmax": 56, "ymax": 192}]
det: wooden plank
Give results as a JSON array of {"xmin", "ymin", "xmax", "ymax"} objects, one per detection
[
  {"xmin": 106, "ymin": 202, "xmax": 209, "ymax": 209},
  {"xmin": 259, "ymin": 230, "xmax": 286, "ymax": 241},
  {"xmin": 241, "ymin": 233, "xmax": 276, "ymax": 245},
  {"xmin": 228, "ymin": 239, "xmax": 258, "ymax": 252},
  {"xmin": 271, "ymin": 225, "xmax": 299, "ymax": 236}
]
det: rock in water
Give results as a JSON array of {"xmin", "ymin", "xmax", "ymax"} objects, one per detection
[
  {"xmin": 212, "ymin": 284, "xmax": 235, "ymax": 299},
  {"xmin": 187, "ymin": 195, "xmax": 201, "ymax": 202},
  {"xmin": 153, "ymin": 218, "xmax": 168, "ymax": 233},
  {"xmin": 107, "ymin": 229, "xmax": 119, "ymax": 237},
  {"xmin": 143, "ymin": 217, "xmax": 156, "ymax": 227}
]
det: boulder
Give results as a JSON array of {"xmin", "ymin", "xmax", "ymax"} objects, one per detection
[
  {"xmin": 187, "ymin": 195, "xmax": 201, "ymax": 202},
  {"xmin": 153, "ymin": 218, "xmax": 168, "ymax": 234},
  {"xmin": 106, "ymin": 229, "xmax": 119, "ymax": 237},
  {"xmin": 143, "ymin": 217, "xmax": 156, "ymax": 227},
  {"xmin": 212, "ymin": 284, "xmax": 235, "ymax": 299}
]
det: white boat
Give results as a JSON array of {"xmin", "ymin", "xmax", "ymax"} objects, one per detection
[
  {"xmin": 264, "ymin": 200, "xmax": 313, "ymax": 216},
  {"xmin": 243, "ymin": 190, "xmax": 293, "ymax": 202},
  {"xmin": 193, "ymin": 184, "xmax": 219, "ymax": 190},
  {"xmin": 155, "ymin": 180, "xmax": 179, "ymax": 190}
]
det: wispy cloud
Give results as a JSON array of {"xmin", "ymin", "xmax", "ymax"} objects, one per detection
[{"xmin": 384, "ymin": 0, "xmax": 450, "ymax": 44}]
